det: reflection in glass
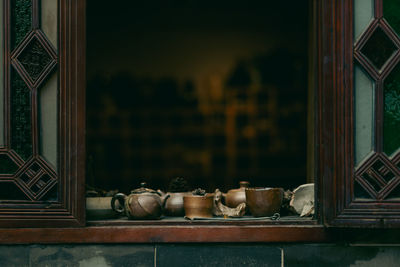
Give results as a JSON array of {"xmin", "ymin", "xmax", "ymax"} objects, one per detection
[
  {"xmin": 39, "ymin": 73, "xmax": 58, "ymax": 170},
  {"xmin": 361, "ymin": 27, "xmax": 398, "ymax": 70},
  {"xmin": 41, "ymin": 0, "xmax": 58, "ymax": 48},
  {"xmin": 354, "ymin": 0, "xmax": 374, "ymax": 41},
  {"xmin": 384, "ymin": 64, "xmax": 400, "ymax": 156},
  {"xmin": 354, "ymin": 65, "xmax": 374, "ymax": 166},
  {"xmin": 383, "ymin": 0, "xmax": 400, "ymax": 37}
]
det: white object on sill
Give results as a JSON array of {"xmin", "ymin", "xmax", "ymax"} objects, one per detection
[{"xmin": 289, "ymin": 183, "xmax": 314, "ymax": 217}]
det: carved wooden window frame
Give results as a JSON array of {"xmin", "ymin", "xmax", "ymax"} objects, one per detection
[
  {"xmin": 0, "ymin": 0, "xmax": 85, "ymax": 227},
  {"xmin": 1, "ymin": 0, "xmax": 400, "ymax": 243},
  {"xmin": 321, "ymin": 0, "xmax": 400, "ymax": 227}
]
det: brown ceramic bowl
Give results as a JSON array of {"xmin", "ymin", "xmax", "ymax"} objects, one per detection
[
  {"xmin": 245, "ymin": 187, "xmax": 283, "ymax": 217},
  {"xmin": 183, "ymin": 194, "xmax": 214, "ymax": 218}
]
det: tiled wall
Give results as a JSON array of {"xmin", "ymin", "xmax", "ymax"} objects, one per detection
[{"xmin": 2, "ymin": 244, "xmax": 400, "ymax": 267}]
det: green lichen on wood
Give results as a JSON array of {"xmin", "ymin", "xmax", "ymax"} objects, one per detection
[
  {"xmin": 11, "ymin": 71, "xmax": 32, "ymax": 160},
  {"xmin": 11, "ymin": 0, "xmax": 32, "ymax": 49}
]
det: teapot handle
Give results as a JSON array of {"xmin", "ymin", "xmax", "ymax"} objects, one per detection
[
  {"xmin": 111, "ymin": 193, "xmax": 126, "ymax": 214},
  {"xmin": 162, "ymin": 193, "xmax": 171, "ymax": 208}
]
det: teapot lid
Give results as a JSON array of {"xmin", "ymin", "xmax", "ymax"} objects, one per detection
[{"xmin": 131, "ymin": 182, "xmax": 160, "ymax": 195}]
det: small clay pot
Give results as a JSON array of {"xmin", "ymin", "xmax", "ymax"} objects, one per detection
[
  {"xmin": 86, "ymin": 197, "xmax": 119, "ymax": 220},
  {"xmin": 164, "ymin": 192, "xmax": 191, "ymax": 216},
  {"xmin": 225, "ymin": 181, "xmax": 250, "ymax": 208},
  {"xmin": 245, "ymin": 187, "xmax": 283, "ymax": 217},
  {"xmin": 183, "ymin": 194, "xmax": 214, "ymax": 218}
]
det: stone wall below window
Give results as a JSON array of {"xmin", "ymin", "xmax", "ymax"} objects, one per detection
[{"xmin": 1, "ymin": 243, "xmax": 400, "ymax": 266}]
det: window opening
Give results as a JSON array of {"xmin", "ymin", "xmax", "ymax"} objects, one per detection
[{"xmin": 86, "ymin": 0, "xmax": 311, "ymax": 222}]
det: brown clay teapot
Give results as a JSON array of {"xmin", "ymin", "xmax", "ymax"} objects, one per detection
[
  {"xmin": 111, "ymin": 182, "xmax": 169, "ymax": 219},
  {"xmin": 224, "ymin": 181, "xmax": 250, "ymax": 208}
]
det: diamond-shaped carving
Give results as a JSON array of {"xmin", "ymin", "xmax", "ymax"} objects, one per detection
[
  {"xmin": 355, "ymin": 155, "xmax": 400, "ymax": 200},
  {"xmin": 16, "ymin": 37, "xmax": 53, "ymax": 82},
  {"xmin": 30, "ymin": 174, "xmax": 52, "ymax": 194},
  {"xmin": 16, "ymin": 160, "xmax": 57, "ymax": 200},
  {"xmin": 371, "ymin": 160, "xmax": 396, "ymax": 183},
  {"xmin": 360, "ymin": 27, "xmax": 398, "ymax": 70}
]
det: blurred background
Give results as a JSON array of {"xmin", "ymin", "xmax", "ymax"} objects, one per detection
[{"xmin": 86, "ymin": 0, "xmax": 309, "ymax": 193}]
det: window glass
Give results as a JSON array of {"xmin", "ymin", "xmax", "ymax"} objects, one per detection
[
  {"xmin": 11, "ymin": 0, "xmax": 32, "ymax": 49},
  {"xmin": 383, "ymin": 0, "xmax": 400, "ymax": 36},
  {"xmin": 41, "ymin": 0, "xmax": 57, "ymax": 48},
  {"xmin": 39, "ymin": 72, "xmax": 58, "ymax": 169},
  {"xmin": 354, "ymin": 0, "xmax": 374, "ymax": 40},
  {"xmin": 354, "ymin": 65, "xmax": 374, "ymax": 166}
]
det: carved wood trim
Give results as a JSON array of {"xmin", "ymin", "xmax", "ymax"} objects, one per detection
[
  {"xmin": 0, "ymin": 0, "xmax": 85, "ymax": 227},
  {"xmin": 321, "ymin": 0, "xmax": 400, "ymax": 227}
]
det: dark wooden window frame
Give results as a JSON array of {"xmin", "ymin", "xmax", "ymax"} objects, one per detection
[
  {"xmin": 322, "ymin": 0, "xmax": 400, "ymax": 227},
  {"xmin": 2, "ymin": 0, "xmax": 399, "ymax": 244},
  {"xmin": 0, "ymin": 0, "xmax": 85, "ymax": 228}
]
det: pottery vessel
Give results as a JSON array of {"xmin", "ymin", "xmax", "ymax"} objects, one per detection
[
  {"xmin": 111, "ymin": 183, "xmax": 169, "ymax": 219},
  {"xmin": 86, "ymin": 197, "xmax": 120, "ymax": 220},
  {"xmin": 245, "ymin": 187, "xmax": 283, "ymax": 217},
  {"xmin": 164, "ymin": 192, "xmax": 191, "ymax": 216},
  {"xmin": 183, "ymin": 194, "xmax": 214, "ymax": 218},
  {"xmin": 225, "ymin": 181, "xmax": 249, "ymax": 208}
]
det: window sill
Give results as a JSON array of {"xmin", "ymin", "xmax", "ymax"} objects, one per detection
[
  {"xmin": 87, "ymin": 215, "xmax": 316, "ymax": 226},
  {"xmin": 0, "ymin": 217, "xmax": 331, "ymax": 244},
  {"xmin": 4, "ymin": 224, "xmax": 400, "ymax": 244}
]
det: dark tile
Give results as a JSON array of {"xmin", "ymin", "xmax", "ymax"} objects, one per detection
[
  {"xmin": 29, "ymin": 245, "xmax": 154, "ymax": 267},
  {"xmin": 156, "ymin": 244, "xmax": 281, "ymax": 267},
  {"xmin": 284, "ymin": 244, "xmax": 400, "ymax": 267},
  {"xmin": 0, "ymin": 245, "xmax": 30, "ymax": 267}
]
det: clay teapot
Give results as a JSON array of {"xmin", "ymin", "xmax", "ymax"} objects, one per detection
[
  {"xmin": 111, "ymin": 182, "xmax": 169, "ymax": 219},
  {"xmin": 224, "ymin": 181, "xmax": 250, "ymax": 208}
]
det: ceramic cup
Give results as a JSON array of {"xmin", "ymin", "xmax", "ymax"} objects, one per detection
[{"xmin": 245, "ymin": 187, "xmax": 283, "ymax": 217}]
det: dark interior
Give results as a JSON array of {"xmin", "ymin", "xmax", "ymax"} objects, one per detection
[{"xmin": 86, "ymin": 0, "xmax": 309, "ymax": 194}]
